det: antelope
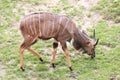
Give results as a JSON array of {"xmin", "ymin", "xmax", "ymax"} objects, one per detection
[{"xmin": 19, "ymin": 12, "xmax": 99, "ymax": 71}]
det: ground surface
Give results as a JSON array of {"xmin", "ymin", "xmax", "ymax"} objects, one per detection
[{"xmin": 0, "ymin": 0, "xmax": 120, "ymax": 80}]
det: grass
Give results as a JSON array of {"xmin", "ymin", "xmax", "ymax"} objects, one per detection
[
  {"xmin": 0, "ymin": 0, "xmax": 120, "ymax": 80},
  {"xmin": 93, "ymin": 0, "xmax": 120, "ymax": 23}
]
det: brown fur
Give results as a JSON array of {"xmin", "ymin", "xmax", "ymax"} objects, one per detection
[{"xmin": 19, "ymin": 12, "xmax": 97, "ymax": 71}]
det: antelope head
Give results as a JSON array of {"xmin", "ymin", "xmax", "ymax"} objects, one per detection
[{"xmin": 82, "ymin": 29, "xmax": 99, "ymax": 58}]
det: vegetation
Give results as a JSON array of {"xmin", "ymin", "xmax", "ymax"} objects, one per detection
[
  {"xmin": 93, "ymin": 0, "xmax": 120, "ymax": 23},
  {"xmin": 0, "ymin": 0, "xmax": 120, "ymax": 80}
]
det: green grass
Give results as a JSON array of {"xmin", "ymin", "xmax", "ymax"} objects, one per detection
[
  {"xmin": 0, "ymin": 0, "xmax": 120, "ymax": 80},
  {"xmin": 93, "ymin": 0, "xmax": 120, "ymax": 23}
]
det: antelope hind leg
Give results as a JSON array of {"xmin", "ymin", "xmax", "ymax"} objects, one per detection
[
  {"xmin": 27, "ymin": 48, "xmax": 43, "ymax": 63},
  {"xmin": 20, "ymin": 45, "xmax": 25, "ymax": 71}
]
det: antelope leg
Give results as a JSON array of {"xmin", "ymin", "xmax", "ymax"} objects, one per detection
[
  {"xmin": 60, "ymin": 41, "xmax": 73, "ymax": 71},
  {"xmin": 20, "ymin": 46, "xmax": 25, "ymax": 71},
  {"xmin": 51, "ymin": 42, "xmax": 58, "ymax": 68},
  {"xmin": 27, "ymin": 48, "xmax": 43, "ymax": 63},
  {"xmin": 64, "ymin": 49, "xmax": 73, "ymax": 71}
]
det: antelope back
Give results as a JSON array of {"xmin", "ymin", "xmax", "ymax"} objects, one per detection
[{"xmin": 20, "ymin": 12, "xmax": 77, "ymax": 41}]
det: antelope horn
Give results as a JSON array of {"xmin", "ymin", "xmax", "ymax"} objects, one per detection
[
  {"xmin": 94, "ymin": 39, "xmax": 99, "ymax": 46},
  {"xmin": 93, "ymin": 29, "xmax": 96, "ymax": 39}
]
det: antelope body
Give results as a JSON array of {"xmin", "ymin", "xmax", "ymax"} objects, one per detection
[{"xmin": 19, "ymin": 12, "xmax": 99, "ymax": 71}]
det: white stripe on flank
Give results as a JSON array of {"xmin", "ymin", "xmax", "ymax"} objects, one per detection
[
  {"xmin": 46, "ymin": 14, "xmax": 50, "ymax": 35},
  {"xmin": 38, "ymin": 14, "xmax": 41, "ymax": 34},
  {"xmin": 32, "ymin": 15, "xmax": 34, "ymax": 34},
  {"xmin": 62, "ymin": 18, "xmax": 69, "ymax": 33},
  {"xmin": 24, "ymin": 17, "xmax": 31, "ymax": 37},
  {"xmin": 32, "ymin": 15, "xmax": 36, "ymax": 35},
  {"xmin": 43, "ymin": 13, "xmax": 46, "ymax": 36},
  {"xmin": 30, "ymin": 16, "xmax": 34, "ymax": 35},
  {"xmin": 59, "ymin": 16, "xmax": 63, "ymax": 25},
  {"xmin": 69, "ymin": 22, "xmax": 74, "ymax": 36},
  {"xmin": 56, "ymin": 16, "xmax": 63, "ymax": 33},
  {"xmin": 24, "ymin": 19, "xmax": 28, "ymax": 39},
  {"xmin": 51, "ymin": 14, "xmax": 55, "ymax": 35}
]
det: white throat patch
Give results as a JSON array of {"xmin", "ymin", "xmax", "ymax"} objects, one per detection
[{"xmin": 70, "ymin": 38, "xmax": 74, "ymax": 45}]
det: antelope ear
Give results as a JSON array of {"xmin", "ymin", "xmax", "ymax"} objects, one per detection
[{"xmin": 86, "ymin": 40, "xmax": 90, "ymax": 45}]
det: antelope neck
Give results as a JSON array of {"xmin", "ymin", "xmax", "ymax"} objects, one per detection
[{"xmin": 74, "ymin": 30, "xmax": 89, "ymax": 46}]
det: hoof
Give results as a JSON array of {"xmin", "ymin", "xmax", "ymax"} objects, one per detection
[
  {"xmin": 39, "ymin": 58, "xmax": 43, "ymax": 63},
  {"xmin": 52, "ymin": 63, "xmax": 56, "ymax": 68},
  {"xmin": 69, "ymin": 67, "xmax": 73, "ymax": 71},
  {"xmin": 20, "ymin": 67, "xmax": 25, "ymax": 71},
  {"xmin": 91, "ymin": 56, "xmax": 95, "ymax": 59}
]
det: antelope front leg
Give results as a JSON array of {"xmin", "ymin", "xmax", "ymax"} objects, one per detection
[
  {"xmin": 51, "ymin": 42, "xmax": 58, "ymax": 68},
  {"xmin": 63, "ymin": 49, "xmax": 72, "ymax": 71},
  {"xmin": 60, "ymin": 41, "xmax": 72, "ymax": 71}
]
